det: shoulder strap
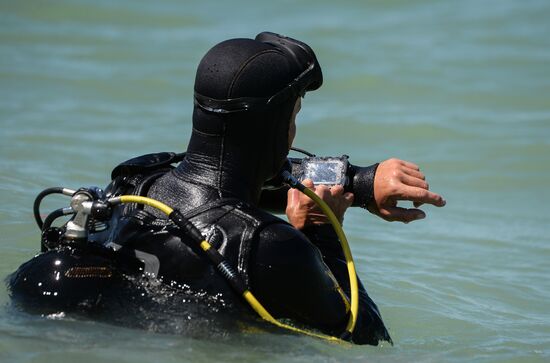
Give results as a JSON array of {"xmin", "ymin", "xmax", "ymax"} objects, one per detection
[
  {"xmin": 106, "ymin": 152, "xmax": 185, "ymax": 217},
  {"xmin": 110, "ymin": 152, "xmax": 185, "ymax": 180}
]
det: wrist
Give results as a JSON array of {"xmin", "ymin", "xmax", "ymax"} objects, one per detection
[{"xmin": 349, "ymin": 162, "xmax": 379, "ymax": 209}]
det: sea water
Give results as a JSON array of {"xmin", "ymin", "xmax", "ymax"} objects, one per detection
[{"xmin": 1, "ymin": 0, "xmax": 549, "ymax": 362}]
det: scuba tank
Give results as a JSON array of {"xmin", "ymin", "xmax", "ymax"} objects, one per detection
[{"xmin": 8, "ymin": 152, "xmax": 187, "ymax": 313}]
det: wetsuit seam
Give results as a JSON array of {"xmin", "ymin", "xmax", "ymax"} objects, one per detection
[
  {"xmin": 191, "ymin": 127, "xmax": 222, "ymax": 137},
  {"xmin": 227, "ymin": 49, "xmax": 281, "ymax": 98}
]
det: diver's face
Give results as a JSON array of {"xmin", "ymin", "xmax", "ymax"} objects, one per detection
[{"xmin": 288, "ymin": 98, "xmax": 301, "ymax": 148}]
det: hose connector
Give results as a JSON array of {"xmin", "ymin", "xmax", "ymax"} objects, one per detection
[
  {"xmin": 281, "ymin": 170, "xmax": 305, "ymax": 191},
  {"xmin": 64, "ymin": 187, "xmax": 107, "ymax": 242}
]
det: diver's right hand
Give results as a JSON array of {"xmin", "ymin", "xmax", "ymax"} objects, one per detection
[{"xmin": 286, "ymin": 179, "xmax": 354, "ymax": 230}]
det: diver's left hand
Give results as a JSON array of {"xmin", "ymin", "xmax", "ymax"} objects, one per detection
[
  {"xmin": 368, "ymin": 158, "xmax": 446, "ymax": 223},
  {"xmin": 286, "ymin": 179, "xmax": 354, "ymax": 230}
]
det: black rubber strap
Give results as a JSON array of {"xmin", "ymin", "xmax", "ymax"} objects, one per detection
[{"xmin": 111, "ymin": 152, "xmax": 185, "ymax": 180}]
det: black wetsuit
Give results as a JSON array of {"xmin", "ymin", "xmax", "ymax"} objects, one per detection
[
  {"xmin": 126, "ymin": 152, "xmax": 393, "ymax": 345},
  {"xmin": 7, "ymin": 33, "xmax": 392, "ymax": 345}
]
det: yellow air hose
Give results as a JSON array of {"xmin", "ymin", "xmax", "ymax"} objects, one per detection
[
  {"xmin": 299, "ymin": 187, "xmax": 359, "ymax": 337},
  {"xmin": 110, "ymin": 192, "xmax": 358, "ymax": 344}
]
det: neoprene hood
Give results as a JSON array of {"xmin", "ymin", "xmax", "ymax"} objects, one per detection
[
  {"xmin": 185, "ymin": 32, "xmax": 324, "ymax": 203},
  {"xmin": 194, "ymin": 32, "xmax": 323, "ymax": 113}
]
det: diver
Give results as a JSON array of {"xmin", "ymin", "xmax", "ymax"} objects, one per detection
[{"xmin": 8, "ymin": 32, "xmax": 446, "ymax": 345}]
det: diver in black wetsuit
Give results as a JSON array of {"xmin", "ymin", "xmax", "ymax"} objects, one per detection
[
  {"xmin": 8, "ymin": 31, "xmax": 446, "ymax": 345},
  {"xmin": 106, "ymin": 32, "xmax": 394, "ymax": 345}
]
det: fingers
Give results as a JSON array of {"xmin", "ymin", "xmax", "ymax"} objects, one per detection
[
  {"xmin": 303, "ymin": 180, "xmax": 350, "ymax": 202},
  {"xmin": 400, "ymin": 173, "xmax": 429, "ymax": 190},
  {"xmin": 379, "ymin": 206, "xmax": 426, "ymax": 223},
  {"xmin": 300, "ymin": 179, "xmax": 323, "ymax": 205},
  {"xmin": 397, "ymin": 186, "xmax": 446, "ymax": 207},
  {"xmin": 373, "ymin": 158, "xmax": 446, "ymax": 224},
  {"xmin": 316, "ymin": 184, "xmax": 332, "ymax": 200},
  {"xmin": 295, "ymin": 179, "xmax": 332, "ymax": 209},
  {"xmin": 333, "ymin": 186, "xmax": 355, "ymax": 207},
  {"xmin": 381, "ymin": 160, "xmax": 445, "ymax": 207},
  {"xmin": 396, "ymin": 161, "xmax": 445, "ymax": 207},
  {"xmin": 297, "ymin": 179, "xmax": 353, "ymax": 223},
  {"xmin": 287, "ymin": 187, "xmax": 300, "ymax": 206},
  {"xmin": 343, "ymin": 192, "xmax": 354, "ymax": 205},
  {"xmin": 402, "ymin": 166, "xmax": 426, "ymax": 180},
  {"xmin": 398, "ymin": 159, "xmax": 419, "ymax": 170},
  {"xmin": 399, "ymin": 160, "xmax": 426, "ymax": 180},
  {"xmin": 302, "ymin": 179, "xmax": 314, "ymax": 189}
]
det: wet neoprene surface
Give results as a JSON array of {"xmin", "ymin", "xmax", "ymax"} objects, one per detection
[{"xmin": 143, "ymin": 36, "xmax": 392, "ymax": 344}]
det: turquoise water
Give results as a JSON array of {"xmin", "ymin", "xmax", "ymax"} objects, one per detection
[{"xmin": 1, "ymin": 0, "xmax": 549, "ymax": 362}]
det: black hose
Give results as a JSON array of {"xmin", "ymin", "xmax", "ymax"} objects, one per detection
[
  {"xmin": 290, "ymin": 146, "xmax": 315, "ymax": 157},
  {"xmin": 33, "ymin": 187, "xmax": 72, "ymax": 229},
  {"xmin": 42, "ymin": 208, "xmax": 72, "ymax": 232}
]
